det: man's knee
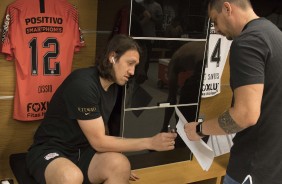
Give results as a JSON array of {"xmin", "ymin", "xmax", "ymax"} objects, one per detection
[
  {"xmin": 88, "ymin": 152, "xmax": 131, "ymax": 183},
  {"xmin": 96, "ymin": 152, "xmax": 131, "ymax": 174},
  {"xmin": 106, "ymin": 152, "xmax": 131, "ymax": 172},
  {"xmin": 58, "ymin": 168, "xmax": 83, "ymax": 184},
  {"xmin": 45, "ymin": 158, "xmax": 84, "ymax": 184}
]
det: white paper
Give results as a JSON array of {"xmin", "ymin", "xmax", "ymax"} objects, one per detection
[
  {"xmin": 175, "ymin": 107, "xmax": 214, "ymax": 171},
  {"xmin": 207, "ymin": 134, "xmax": 235, "ymax": 157}
]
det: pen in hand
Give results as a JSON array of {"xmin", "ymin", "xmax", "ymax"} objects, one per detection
[{"xmin": 168, "ymin": 125, "xmax": 176, "ymax": 133}]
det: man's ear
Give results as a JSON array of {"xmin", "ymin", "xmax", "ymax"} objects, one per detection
[
  {"xmin": 108, "ymin": 52, "xmax": 116, "ymax": 64},
  {"xmin": 111, "ymin": 57, "xmax": 116, "ymax": 64},
  {"xmin": 223, "ymin": 2, "xmax": 232, "ymax": 15}
]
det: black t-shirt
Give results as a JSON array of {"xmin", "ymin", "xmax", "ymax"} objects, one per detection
[
  {"xmin": 228, "ymin": 18, "xmax": 282, "ymax": 184},
  {"xmin": 32, "ymin": 67, "xmax": 118, "ymax": 149}
]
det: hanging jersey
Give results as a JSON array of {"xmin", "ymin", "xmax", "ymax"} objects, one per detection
[{"xmin": 0, "ymin": 0, "xmax": 84, "ymax": 121}]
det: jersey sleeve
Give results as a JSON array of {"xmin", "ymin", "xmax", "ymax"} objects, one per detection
[
  {"xmin": 71, "ymin": 5, "xmax": 85, "ymax": 52},
  {"xmin": 63, "ymin": 79, "xmax": 101, "ymax": 120},
  {"xmin": 75, "ymin": 27, "xmax": 85, "ymax": 52},
  {"xmin": 1, "ymin": 5, "xmax": 15, "ymax": 60}
]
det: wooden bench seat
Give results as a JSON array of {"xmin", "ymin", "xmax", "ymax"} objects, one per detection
[
  {"xmin": 130, "ymin": 153, "xmax": 229, "ymax": 184},
  {"xmin": 9, "ymin": 153, "xmax": 38, "ymax": 184},
  {"xmin": 9, "ymin": 152, "xmax": 229, "ymax": 184}
]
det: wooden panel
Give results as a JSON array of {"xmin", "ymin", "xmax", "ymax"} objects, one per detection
[
  {"xmin": 0, "ymin": 99, "xmax": 40, "ymax": 158},
  {"xmin": 0, "ymin": 57, "xmax": 15, "ymax": 96},
  {"xmin": 221, "ymin": 55, "xmax": 230, "ymax": 85},
  {"xmin": 200, "ymin": 86, "xmax": 232, "ymax": 119},
  {"xmin": 0, "ymin": 0, "xmax": 14, "ymax": 18},
  {"xmin": 72, "ymin": 33, "xmax": 97, "ymax": 69},
  {"xmin": 76, "ymin": 1, "xmax": 98, "ymax": 30},
  {"xmin": 67, "ymin": 0, "xmax": 78, "ymax": 6},
  {"xmin": 200, "ymin": 58, "xmax": 232, "ymax": 119},
  {"xmin": 130, "ymin": 153, "xmax": 229, "ymax": 184},
  {"xmin": 0, "ymin": 99, "xmax": 40, "ymax": 180}
]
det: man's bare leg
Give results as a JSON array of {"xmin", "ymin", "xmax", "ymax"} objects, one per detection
[
  {"xmin": 87, "ymin": 152, "xmax": 131, "ymax": 184},
  {"xmin": 45, "ymin": 157, "xmax": 84, "ymax": 184}
]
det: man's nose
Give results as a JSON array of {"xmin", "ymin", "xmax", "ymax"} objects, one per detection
[{"xmin": 128, "ymin": 66, "xmax": 135, "ymax": 76}]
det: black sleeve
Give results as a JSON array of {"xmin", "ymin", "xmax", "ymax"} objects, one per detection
[
  {"xmin": 230, "ymin": 34, "xmax": 267, "ymax": 90},
  {"xmin": 63, "ymin": 78, "xmax": 101, "ymax": 120}
]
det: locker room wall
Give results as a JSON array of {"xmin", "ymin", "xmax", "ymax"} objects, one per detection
[
  {"xmin": 0, "ymin": 0, "xmax": 232, "ymax": 182},
  {"xmin": 200, "ymin": 57, "xmax": 232, "ymax": 120},
  {"xmin": 0, "ymin": 0, "xmax": 99, "ymax": 180}
]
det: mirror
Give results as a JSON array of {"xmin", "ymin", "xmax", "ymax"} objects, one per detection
[
  {"xmin": 119, "ymin": 0, "xmax": 209, "ymax": 169},
  {"xmin": 130, "ymin": 0, "xmax": 209, "ymax": 39},
  {"xmin": 122, "ymin": 107, "xmax": 194, "ymax": 169},
  {"xmin": 124, "ymin": 40, "xmax": 206, "ymax": 109}
]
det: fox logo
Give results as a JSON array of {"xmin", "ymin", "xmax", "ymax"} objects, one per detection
[{"xmin": 27, "ymin": 101, "xmax": 49, "ymax": 112}]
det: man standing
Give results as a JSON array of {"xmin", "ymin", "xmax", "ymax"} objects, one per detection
[{"xmin": 184, "ymin": 0, "xmax": 282, "ymax": 183}]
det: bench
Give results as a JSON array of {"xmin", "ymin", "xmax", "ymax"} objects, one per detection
[
  {"xmin": 9, "ymin": 153, "xmax": 38, "ymax": 184},
  {"xmin": 10, "ymin": 152, "xmax": 229, "ymax": 184},
  {"xmin": 130, "ymin": 153, "xmax": 229, "ymax": 184}
]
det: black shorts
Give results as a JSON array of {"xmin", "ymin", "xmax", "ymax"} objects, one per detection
[{"xmin": 26, "ymin": 143, "xmax": 96, "ymax": 184}]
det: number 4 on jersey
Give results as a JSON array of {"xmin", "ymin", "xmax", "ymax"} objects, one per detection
[{"xmin": 206, "ymin": 38, "xmax": 221, "ymax": 68}]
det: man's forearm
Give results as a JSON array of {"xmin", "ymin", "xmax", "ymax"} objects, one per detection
[{"xmin": 218, "ymin": 110, "xmax": 243, "ymax": 134}]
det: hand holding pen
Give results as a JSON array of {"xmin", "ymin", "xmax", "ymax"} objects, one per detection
[{"xmin": 168, "ymin": 124, "xmax": 176, "ymax": 133}]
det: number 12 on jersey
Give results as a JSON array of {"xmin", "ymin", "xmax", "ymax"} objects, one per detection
[{"xmin": 29, "ymin": 37, "xmax": 61, "ymax": 76}]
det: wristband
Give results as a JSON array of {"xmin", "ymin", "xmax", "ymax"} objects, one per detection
[{"xmin": 196, "ymin": 121, "xmax": 207, "ymax": 137}]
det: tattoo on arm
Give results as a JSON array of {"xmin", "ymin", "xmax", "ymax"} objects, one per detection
[{"xmin": 218, "ymin": 110, "xmax": 243, "ymax": 134}]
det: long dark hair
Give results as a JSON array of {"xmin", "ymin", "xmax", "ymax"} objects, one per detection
[{"xmin": 97, "ymin": 34, "xmax": 142, "ymax": 81}]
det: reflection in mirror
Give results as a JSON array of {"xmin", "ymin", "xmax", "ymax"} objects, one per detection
[
  {"xmin": 122, "ymin": 107, "xmax": 193, "ymax": 169},
  {"xmin": 122, "ymin": 40, "xmax": 207, "ymax": 169},
  {"xmin": 123, "ymin": 0, "xmax": 209, "ymax": 169},
  {"xmin": 130, "ymin": 0, "xmax": 209, "ymax": 39},
  {"xmin": 125, "ymin": 40, "xmax": 206, "ymax": 109},
  {"xmin": 161, "ymin": 41, "xmax": 206, "ymax": 131}
]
